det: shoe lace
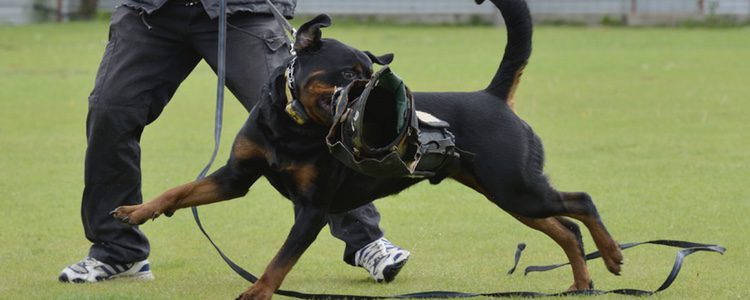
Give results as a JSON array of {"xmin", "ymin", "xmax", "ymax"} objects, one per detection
[
  {"xmin": 359, "ymin": 240, "xmax": 390, "ymax": 274},
  {"xmin": 69, "ymin": 257, "xmax": 102, "ymax": 273},
  {"xmin": 81, "ymin": 257, "xmax": 101, "ymax": 266},
  {"xmin": 76, "ymin": 257, "xmax": 131, "ymax": 273}
]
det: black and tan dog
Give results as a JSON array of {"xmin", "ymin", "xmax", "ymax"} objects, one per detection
[{"xmin": 112, "ymin": 0, "xmax": 623, "ymax": 298}]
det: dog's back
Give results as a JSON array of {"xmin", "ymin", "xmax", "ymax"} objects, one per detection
[{"xmin": 410, "ymin": 0, "xmax": 539, "ymax": 193}]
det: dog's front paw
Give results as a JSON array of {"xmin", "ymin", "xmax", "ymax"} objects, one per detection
[{"xmin": 110, "ymin": 204, "xmax": 160, "ymax": 225}]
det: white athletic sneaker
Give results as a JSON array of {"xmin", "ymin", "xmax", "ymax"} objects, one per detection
[
  {"xmin": 59, "ymin": 257, "xmax": 154, "ymax": 283},
  {"xmin": 354, "ymin": 238, "xmax": 410, "ymax": 283}
]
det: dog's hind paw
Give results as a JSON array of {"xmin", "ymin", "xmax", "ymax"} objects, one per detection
[{"xmin": 602, "ymin": 243, "xmax": 624, "ymax": 275}]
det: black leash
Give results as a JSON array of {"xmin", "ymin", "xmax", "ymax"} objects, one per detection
[
  {"xmin": 189, "ymin": 0, "xmax": 254, "ymax": 282},
  {"xmin": 206, "ymin": 236, "xmax": 725, "ymax": 299},
  {"xmin": 504, "ymin": 239, "xmax": 726, "ymax": 296},
  {"xmin": 188, "ymin": 0, "xmax": 295, "ymax": 283},
  {"xmin": 189, "ymin": 1, "xmax": 726, "ymax": 298}
]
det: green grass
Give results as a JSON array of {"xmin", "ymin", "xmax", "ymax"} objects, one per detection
[{"xmin": 1, "ymin": 21, "xmax": 749, "ymax": 299}]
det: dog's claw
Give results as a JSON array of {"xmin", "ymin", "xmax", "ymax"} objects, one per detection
[
  {"xmin": 109, "ymin": 208, "xmax": 118, "ymax": 216},
  {"xmin": 121, "ymin": 216, "xmax": 130, "ymax": 223}
]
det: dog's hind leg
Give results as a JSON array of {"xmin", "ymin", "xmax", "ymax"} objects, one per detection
[
  {"xmin": 510, "ymin": 190, "xmax": 623, "ymax": 275},
  {"xmin": 555, "ymin": 216, "xmax": 585, "ymax": 258},
  {"xmin": 507, "ymin": 190, "xmax": 622, "ymax": 276},
  {"xmin": 452, "ymin": 167, "xmax": 621, "ymax": 282},
  {"xmin": 557, "ymin": 192, "xmax": 623, "ymax": 275},
  {"xmin": 512, "ymin": 214, "xmax": 592, "ymax": 290},
  {"xmin": 453, "ymin": 172, "xmax": 593, "ymax": 289}
]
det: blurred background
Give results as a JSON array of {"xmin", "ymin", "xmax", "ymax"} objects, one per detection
[{"xmin": 3, "ymin": 0, "xmax": 750, "ymax": 26}]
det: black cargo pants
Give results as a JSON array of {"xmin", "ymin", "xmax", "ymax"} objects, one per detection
[{"xmin": 83, "ymin": 2, "xmax": 382, "ymax": 266}]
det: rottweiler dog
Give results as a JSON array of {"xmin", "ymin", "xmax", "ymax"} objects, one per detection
[{"xmin": 112, "ymin": 0, "xmax": 623, "ymax": 298}]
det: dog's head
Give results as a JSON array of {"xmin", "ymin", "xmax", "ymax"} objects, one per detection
[{"xmin": 286, "ymin": 14, "xmax": 393, "ymax": 126}]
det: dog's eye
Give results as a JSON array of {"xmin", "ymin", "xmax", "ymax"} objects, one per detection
[{"xmin": 342, "ymin": 70, "xmax": 357, "ymax": 80}]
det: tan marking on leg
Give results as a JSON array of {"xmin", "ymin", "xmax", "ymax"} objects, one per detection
[
  {"xmin": 232, "ymin": 136, "xmax": 266, "ymax": 161},
  {"xmin": 239, "ymin": 248, "xmax": 300, "ymax": 300},
  {"xmin": 166, "ymin": 178, "xmax": 226, "ymax": 209},
  {"xmin": 512, "ymin": 214, "xmax": 592, "ymax": 290},
  {"xmin": 566, "ymin": 213, "xmax": 623, "ymax": 275},
  {"xmin": 283, "ymin": 164, "xmax": 318, "ymax": 193},
  {"xmin": 111, "ymin": 178, "xmax": 222, "ymax": 225}
]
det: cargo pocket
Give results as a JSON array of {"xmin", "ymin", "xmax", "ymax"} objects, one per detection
[
  {"xmin": 88, "ymin": 33, "xmax": 118, "ymax": 105},
  {"xmin": 89, "ymin": 6, "xmax": 135, "ymax": 105},
  {"xmin": 262, "ymin": 33, "xmax": 290, "ymax": 75}
]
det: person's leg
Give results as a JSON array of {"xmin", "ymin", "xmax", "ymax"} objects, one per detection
[
  {"xmin": 327, "ymin": 203, "xmax": 411, "ymax": 283},
  {"xmin": 326, "ymin": 203, "xmax": 384, "ymax": 264},
  {"xmin": 63, "ymin": 4, "xmax": 202, "ymax": 282}
]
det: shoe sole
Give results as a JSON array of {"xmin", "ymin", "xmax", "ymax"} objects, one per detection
[
  {"xmin": 380, "ymin": 258, "xmax": 409, "ymax": 283},
  {"xmin": 59, "ymin": 272, "xmax": 154, "ymax": 283}
]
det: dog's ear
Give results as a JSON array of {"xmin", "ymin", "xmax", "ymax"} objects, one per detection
[
  {"xmin": 365, "ymin": 51, "xmax": 394, "ymax": 65},
  {"xmin": 294, "ymin": 14, "xmax": 332, "ymax": 51}
]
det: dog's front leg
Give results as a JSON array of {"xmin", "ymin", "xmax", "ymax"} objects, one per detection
[
  {"xmin": 238, "ymin": 205, "xmax": 327, "ymax": 300},
  {"xmin": 111, "ymin": 164, "xmax": 262, "ymax": 225}
]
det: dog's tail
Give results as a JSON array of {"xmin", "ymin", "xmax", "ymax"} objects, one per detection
[{"xmin": 477, "ymin": 0, "xmax": 532, "ymax": 109}]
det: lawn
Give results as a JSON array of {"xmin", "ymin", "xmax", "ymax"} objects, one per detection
[{"xmin": 0, "ymin": 19, "xmax": 748, "ymax": 299}]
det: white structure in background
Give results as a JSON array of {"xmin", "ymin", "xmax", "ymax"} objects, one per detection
[
  {"xmin": 1, "ymin": 0, "xmax": 36, "ymax": 24},
  {"xmin": 2, "ymin": 0, "xmax": 750, "ymax": 25}
]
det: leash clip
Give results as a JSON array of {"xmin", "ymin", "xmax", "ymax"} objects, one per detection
[{"xmin": 265, "ymin": 0, "xmax": 297, "ymax": 55}]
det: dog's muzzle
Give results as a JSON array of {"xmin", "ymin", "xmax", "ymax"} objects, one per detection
[{"xmin": 326, "ymin": 66, "xmax": 462, "ymax": 178}]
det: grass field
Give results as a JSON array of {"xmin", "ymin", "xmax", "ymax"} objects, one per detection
[{"xmin": 1, "ymin": 19, "xmax": 748, "ymax": 300}]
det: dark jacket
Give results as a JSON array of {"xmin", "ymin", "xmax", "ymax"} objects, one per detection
[{"xmin": 121, "ymin": 0, "xmax": 296, "ymax": 19}]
